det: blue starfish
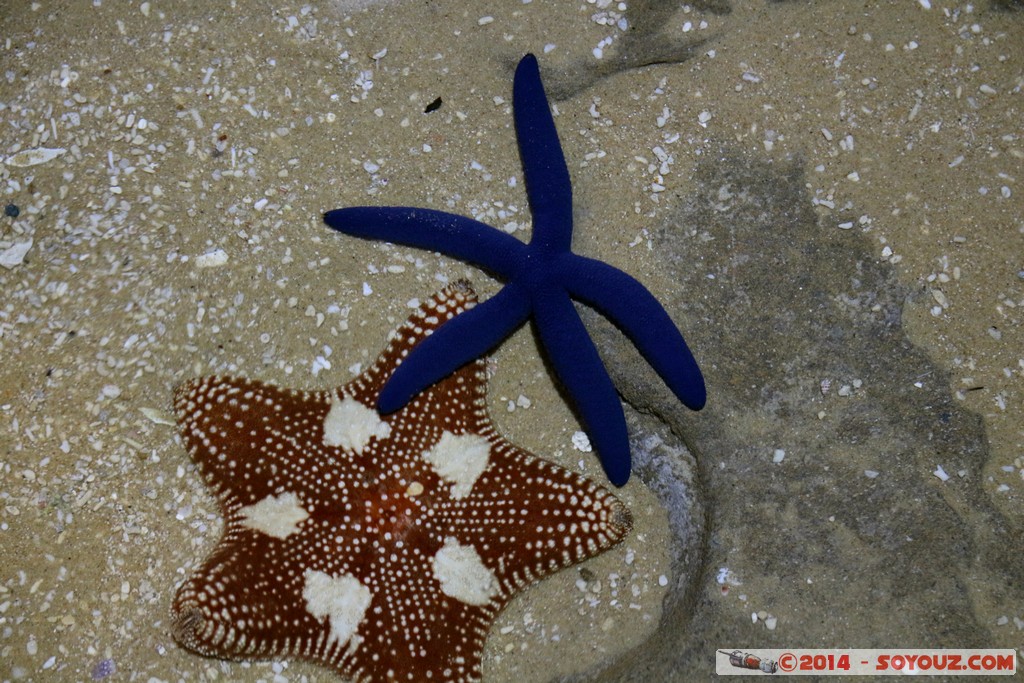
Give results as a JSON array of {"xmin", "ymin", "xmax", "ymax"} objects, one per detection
[{"xmin": 324, "ymin": 53, "xmax": 705, "ymax": 486}]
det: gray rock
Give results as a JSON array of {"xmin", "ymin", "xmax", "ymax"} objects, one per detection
[{"xmin": 577, "ymin": 145, "xmax": 1022, "ymax": 680}]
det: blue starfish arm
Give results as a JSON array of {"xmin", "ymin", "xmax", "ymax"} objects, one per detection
[
  {"xmin": 323, "ymin": 207, "xmax": 525, "ymax": 279},
  {"xmin": 533, "ymin": 291, "xmax": 631, "ymax": 486},
  {"xmin": 377, "ymin": 283, "xmax": 533, "ymax": 413},
  {"xmin": 565, "ymin": 257, "xmax": 707, "ymax": 411},
  {"xmin": 513, "ymin": 54, "xmax": 573, "ymax": 254}
]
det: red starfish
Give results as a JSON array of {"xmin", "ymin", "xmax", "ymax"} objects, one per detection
[{"xmin": 171, "ymin": 281, "xmax": 633, "ymax": 682}]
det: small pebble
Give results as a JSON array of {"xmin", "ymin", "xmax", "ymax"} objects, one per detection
[
  {"xmin": 91, "ymin": 658, "xmax": 116, "ymax": 680},
  {"xmin": 571, "ymin": 431, "xmax": 592, "ymax": 452},
  {"xmin": 194, "ymin": 248, "xmax": 229, "ymax": 268},
  {"xmin": 4, "ymin": 203, "xmax": 19, "ymax": 218}
]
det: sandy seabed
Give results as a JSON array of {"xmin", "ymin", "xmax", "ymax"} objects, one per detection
[{"xmin": 1, "ymin": 1, "xmax": 1021, "ymax": 681}]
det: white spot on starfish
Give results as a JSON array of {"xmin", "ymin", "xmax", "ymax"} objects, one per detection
[
  {"xmin": 302, "ymin": 570, "xmax": 372, "ymax": 648},
  {"xmin": 238, "ymin": 491, "xmax": 309, "ymax": 539},
  {"xmin": 421, "ymin": 431, "xmax": 490, "ymax": 499},
  {"xmin": 431, "ymin": 536, "xmax": 499, "ymax": 606},
  {"xmin": 323, "ymin": 395, "xmax": 391, "ymax": 453}
]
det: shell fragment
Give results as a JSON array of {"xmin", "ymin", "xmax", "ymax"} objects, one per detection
[{"xmin": 4, "ymin": 147, "xmax": 67, "ymax": 167}]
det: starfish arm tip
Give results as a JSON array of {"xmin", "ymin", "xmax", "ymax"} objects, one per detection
[
  {"xmin": 690, "ymin": 382, "xmax": 708, "ymax": 410},
  {"xmin": 605, "ymin": 455, "xmax": 630, "ymax": 487},
  {"xmin": 376, "ymin": 382, "xmax": 411, "ymax": 415},
  {"xmin": 517, "ymin": 52, "xmax": 538, "ymax": 73}
]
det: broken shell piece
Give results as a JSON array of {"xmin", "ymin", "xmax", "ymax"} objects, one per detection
[
  {"xmin": 194, "ymin": 248, "xmax": 229, "ymax": 268},
  {"xmin": 0, "ymin": 239, "xmax": 33, "ymax": 269},
  {"xmin": 140, "ymin": 407, "xmax": 176, "ymax": 426},
  {"xmin": 4, "ymin": 147, "xmax": 67, "ymax": 167}
]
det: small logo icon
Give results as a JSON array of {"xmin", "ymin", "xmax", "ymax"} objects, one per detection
[{"xmin": 720, "ymin": 650, "xmax": 779, "ymax": 674}]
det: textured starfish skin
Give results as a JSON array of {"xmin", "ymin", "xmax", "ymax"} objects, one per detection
[
  {"xmin": 172, "ymin": 282, "xmax": 631, "ymax": 683},
  {"xmin": 324, "ymin": 54, "xmax": 705, "ymax": 486}
]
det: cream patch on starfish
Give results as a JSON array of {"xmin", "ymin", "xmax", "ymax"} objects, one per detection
[
  {"xmin": 303, "ymin": 569, "xmax": 372, "ymax": 648},
  {"xmin": 238, "ymin": 492, "xmax": 309, "ymax": 539},
  {"xmin": 431, "ymin": 536, "xmax": 499, "ymax": 606},
  {"xmin": 421, "ymin": 431, "xmax": 491, "ymax": 500},
  {"xmin": 322, "ymin": 394, "xmax": 391, "ymax": 453}
]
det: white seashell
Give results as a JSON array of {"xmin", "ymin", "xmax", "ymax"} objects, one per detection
[
  {"xmin": 4, "ymin": 147, "xmax": 67, "ymax": 167},
  {"xmin": 0, "ymin": 239, "xmax": 33, "ymax": 269},
  {"xmin": 194, "ymin": 248, "xmax": 229, "ymax": 268}
]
